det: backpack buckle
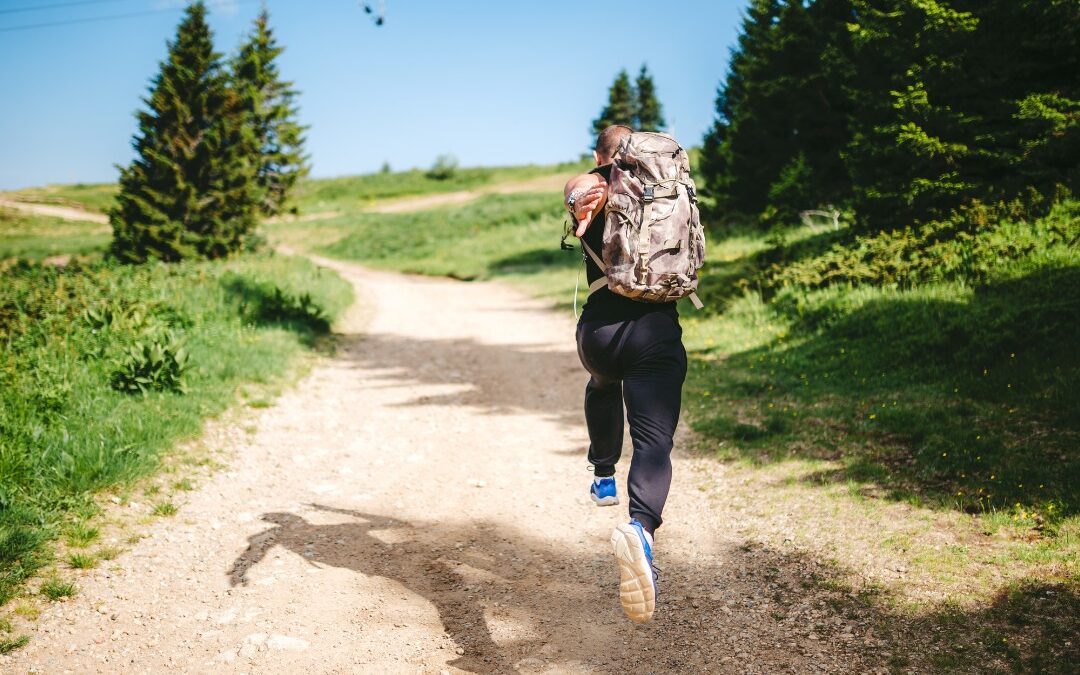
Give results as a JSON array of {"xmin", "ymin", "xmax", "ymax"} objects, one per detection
[
  {"xmin": 642, "ymin": 186, "xmax": 655, "ymax": 203},
  {"xmin": 687, "ymin": 185, "xmax": 697, "ymax": 204}
]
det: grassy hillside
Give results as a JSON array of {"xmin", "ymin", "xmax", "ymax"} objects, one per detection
[
  {"xmin": 269, "ymin": 179, "xmax": 1078, "ymax": 671},
  {"xmin": 0, "ymin": 183, "xmax": 117, "ymax": 215},
  {"xmin": 0, "ymin": 160, "xmax": 590, "ymax": 217},
  {"xmin": 295, "ymin": 161, "xmax": 588, "ymax": 213},
  {"xmin": 0, "ymin": 208, "xmax": 109, "ymax": 261}
]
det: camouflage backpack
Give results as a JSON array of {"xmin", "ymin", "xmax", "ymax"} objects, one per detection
[{"xmin": 581, "ymin": 131, "xmax": 705, "ymax": 309}]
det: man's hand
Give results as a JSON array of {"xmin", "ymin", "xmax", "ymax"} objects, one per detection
[{"xmin": 572, "ymin": 180, "xmax": 607, "ymax": 237}]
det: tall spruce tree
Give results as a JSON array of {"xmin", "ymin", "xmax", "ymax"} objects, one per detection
[
  {"xmin": 701, "ymin": 0, "xmax": 853, "ymax": 220},
  {"xmin": 232, "ymin": 10, "xmax": 308, "ymax": 217},
  {"xmin": 111, "ymin": 2, "xmax": 259, "ymax": 262},
  {"xmin": 844, "ymin": 0, "xmax": 979, "ymax": 228},
  {"xmin": 635, "ymin": 65, "xmax": 666, "ymax": 131},
  {"xmin": 701, "ymin": 0, "xmax": 783, "ymax": 214},
  {"xmin": 591, "ymin": 69, "xmax": 636, "ymax": 137}
]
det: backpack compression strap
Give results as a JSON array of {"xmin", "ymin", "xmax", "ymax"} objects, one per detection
[{"xmin": 580, "ymin": 239, "xmax": 703, "ymax": 309}]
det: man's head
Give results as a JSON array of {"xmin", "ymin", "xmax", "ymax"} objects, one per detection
[{"xmin": 593, "ymin": 125, "xmax": 633, "ymax": 165}]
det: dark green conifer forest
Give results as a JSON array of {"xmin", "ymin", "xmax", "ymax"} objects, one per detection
[{"xmin": 700, "ymin": 0, "xmax": 1080, "ymax": 231}]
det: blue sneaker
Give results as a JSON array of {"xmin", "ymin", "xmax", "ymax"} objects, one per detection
[
  {"xmin": 610, "ymin": 518, "xmax": 658, "ymax": 623},
  {"xmin": 590, "ymin": 476, "xmax": 619, "ymax": 506}
]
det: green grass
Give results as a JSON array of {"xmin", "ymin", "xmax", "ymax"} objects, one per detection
[
  {"xmin": 684, "ymin": 203, "xmax": 1079, "ymax": 526},
  {"xmin": 294, "ymin": 160, "xmax": 587, "ymax": 213},
  {"xmin": 96, "ymin": 546, "xmax": 122, "ymax": 561},
  {"xmin": 39, "ymin": 577, "xmax": 77, "ymax": 601},
  {"xmin": 0, "ymin": 245, "xmax": 353, "ymax": 607},
  {"xmin": 172, "ymin": 478, "xmax": 194, "ymax": 491},
  {"xmin": 151, "ymin": 501, "xmax": 178, "ymax": 517},
  {"xmin": 319, "ymin": 192, "xmax": 569, "ymax": 277},
  {"xmin": 63, "ymin": 522, "xmax": 100, "ymax": 548},
  {"xmin": 0, "ymin": 208, "xmax": 109, "ymax": 260},
  {"xmin": 264, "ymin": 190, "xmax": 583, "ymax": 311},
  {"xmin": 66, "ymin": 552, "xmax": 97, "ymax": 570},
  {"xmin": 0, "ymin": 635, "xmax": 30, "ymax": 654},
  {"xmin": 0, "ymin": 183, "xmax": 118, "ymax": 214}
]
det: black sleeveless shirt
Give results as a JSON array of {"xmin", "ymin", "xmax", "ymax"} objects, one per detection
[{"xmin": 575, "ymin": 164, "xmax": 678, "ymax": 322}]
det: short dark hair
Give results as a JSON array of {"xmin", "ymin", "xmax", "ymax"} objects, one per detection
[{"xmin": 595, "ymin": 125, "xmax": 633, "ymax": 162}]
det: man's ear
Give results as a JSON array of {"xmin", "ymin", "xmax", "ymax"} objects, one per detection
[{"xmin": 592, "ymin": 150, "xmax": 601, "ymax": 166}]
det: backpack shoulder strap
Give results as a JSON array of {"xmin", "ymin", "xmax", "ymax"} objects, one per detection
[{"xmin": 581, "ymin": 239, "xmax": 606, "ymax": 272}]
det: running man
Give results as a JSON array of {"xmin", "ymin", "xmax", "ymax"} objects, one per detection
[{"xmin": 563, "ymin": 124, "xmax": 688, "ymax": 623}]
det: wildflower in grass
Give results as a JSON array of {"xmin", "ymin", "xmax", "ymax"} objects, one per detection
[{"xmin": 869, "ymin": 414, "xmax": 876, "ymax": 420}]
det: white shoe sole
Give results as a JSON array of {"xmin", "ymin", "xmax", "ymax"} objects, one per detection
[
  {"xmin": 590, "ymin": 493, "xmax": 619, "ymax": 506},
  {"xmin": 610, "ymin": 523, "xmax": 655, "ymax": 623}
]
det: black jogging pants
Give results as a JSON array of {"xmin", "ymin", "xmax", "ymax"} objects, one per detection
[{"xmin": 575, "ymin": 310, "xmax": 687, "ymax": 534}]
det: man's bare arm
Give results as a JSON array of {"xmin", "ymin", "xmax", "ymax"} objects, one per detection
[{"xmin": 564, "ymin": 173, "xmax": 607, "ymax": 237}]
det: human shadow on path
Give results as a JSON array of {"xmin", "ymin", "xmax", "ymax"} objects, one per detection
[
  {"xmin": 223, "ymin": 504, "xmax": 955, "ymax": 673},
  {"xmin": 229, "ymin": 506, "xmax": 516, "ymax": 672},
  {"xmin": 227, "ymin": 503, "xmax": 1080, "ymax": 672}
]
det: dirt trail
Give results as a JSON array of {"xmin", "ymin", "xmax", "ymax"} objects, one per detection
[
  {"xmin": 5, "ymin": 256, "xmax": 892, "ymax": 673},
  {"xmin": 0, "ymin": 198, "xmax": 109, "ymax": 224}
]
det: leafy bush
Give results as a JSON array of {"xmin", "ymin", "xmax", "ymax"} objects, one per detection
[
  {"xmin": 110, "ymin": 331, "xmax": 189, "ymax": 395},
  {"xmin": 426, "ymin": 154, "xmax": 459, "ymax": 181},
  {"xmin": 763, "ymin": 199, "xmax": 1079, "ymax": 291}
]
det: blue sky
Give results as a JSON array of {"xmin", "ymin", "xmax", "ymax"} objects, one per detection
[{"xmin": 0, "ymin": 0, "xmax": 744, "ymax": 189}]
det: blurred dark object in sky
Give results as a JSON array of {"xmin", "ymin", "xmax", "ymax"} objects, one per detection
[{"xmin": 361, "ymin": 1, "xmax": 385, "ymax": 26}]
